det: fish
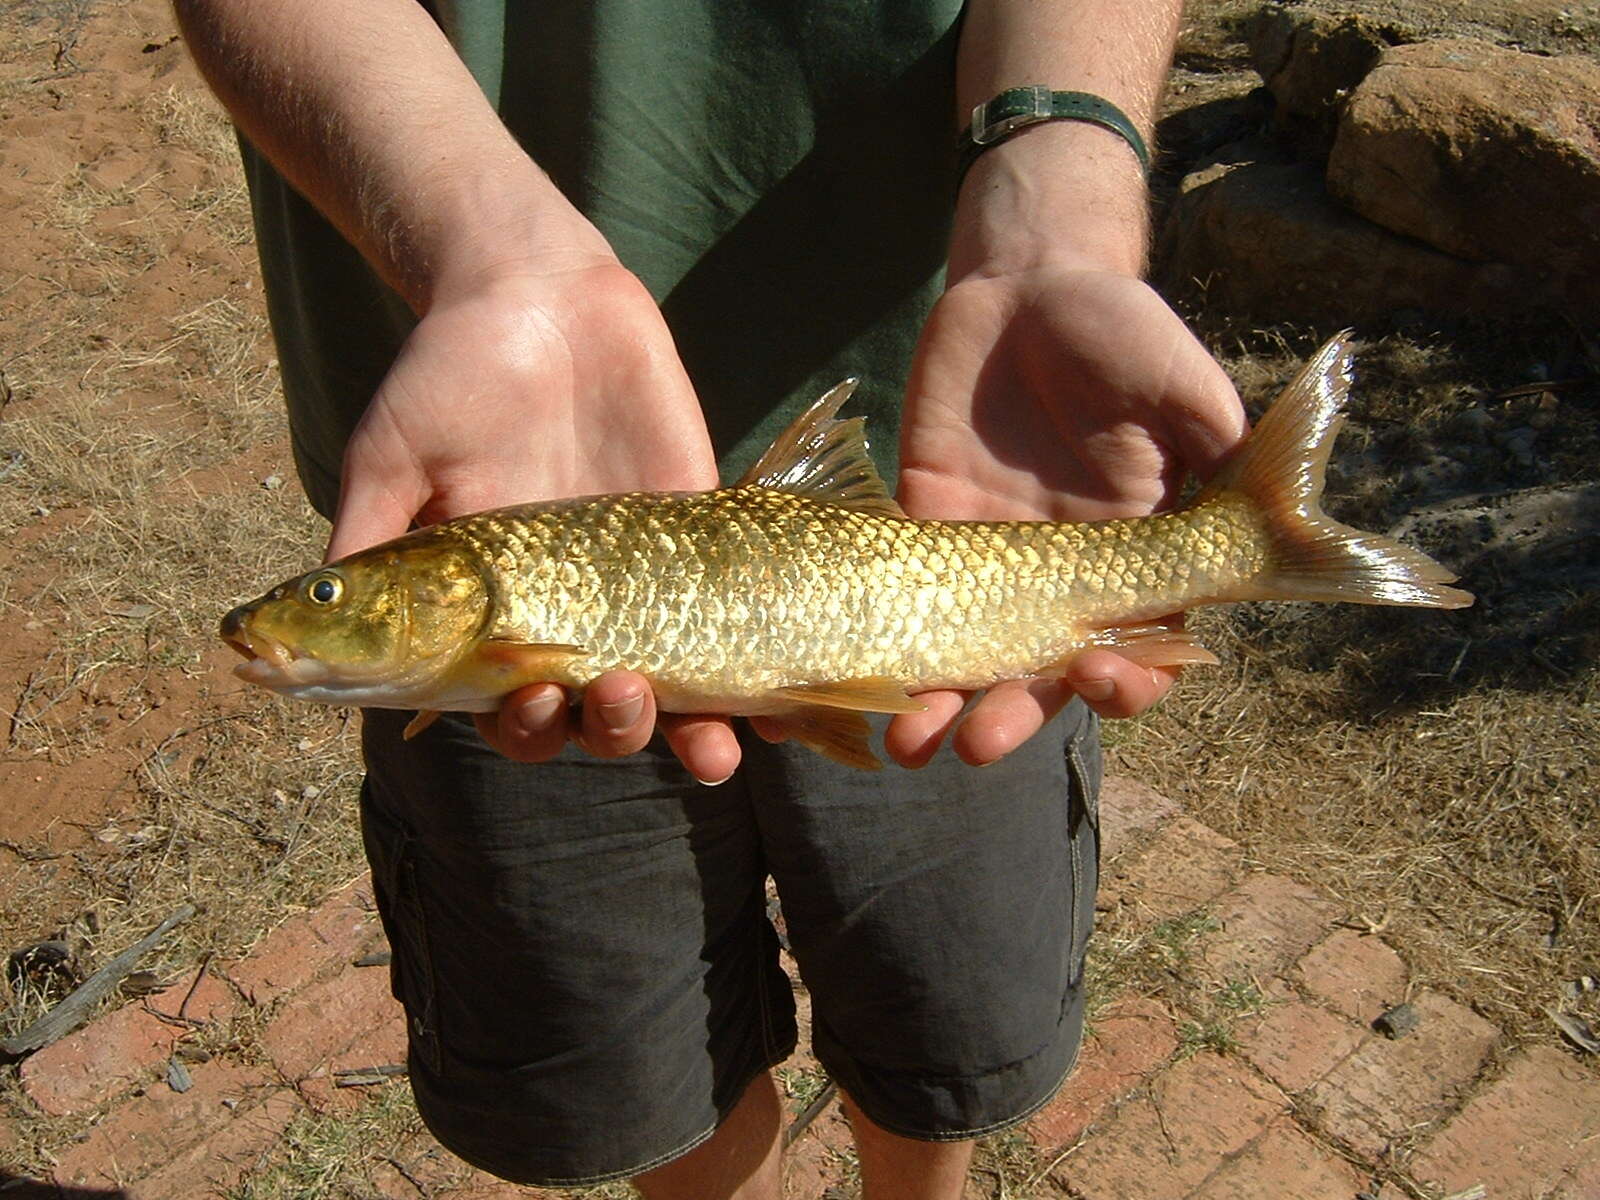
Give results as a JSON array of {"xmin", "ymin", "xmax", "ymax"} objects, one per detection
[{"xmin": 220, "ymin": 333, "xmax": 1471, "ymax": 768}]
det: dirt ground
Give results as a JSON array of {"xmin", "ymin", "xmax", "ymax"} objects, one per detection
[{"xmin": 0, "ymin": 0, "xmax": 1595, "ymax": 1191}]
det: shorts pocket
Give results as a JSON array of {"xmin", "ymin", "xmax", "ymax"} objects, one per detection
[{"xmin": 360, "ymin": 787, "xmax": 444, "ymax": 1074}]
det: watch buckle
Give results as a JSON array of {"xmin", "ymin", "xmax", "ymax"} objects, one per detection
[{"xmin": 970, "ymin": 85, "xmax": 1052, "ymax": 146}]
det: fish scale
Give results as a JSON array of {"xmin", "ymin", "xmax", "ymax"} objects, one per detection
[{"xmin": 220, "ymin": 336, "xmax": 1471, "ymax": 768}]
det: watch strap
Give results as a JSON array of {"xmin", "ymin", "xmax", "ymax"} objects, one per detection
[{"xmin": 957, "ymin": 86, "xmax": 1152, "ymax": 183}]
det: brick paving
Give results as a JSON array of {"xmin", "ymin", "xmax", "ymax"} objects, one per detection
[{"xmin": 3, "ymin": 773, "xmax": 1595, "ymax": 1198}]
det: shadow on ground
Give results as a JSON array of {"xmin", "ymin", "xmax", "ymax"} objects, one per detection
[{"xmin": 0, "ymin": 1173, "xmax": 128, "ymax": 1198}]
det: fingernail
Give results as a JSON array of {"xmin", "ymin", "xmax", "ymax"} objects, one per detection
[
  {"xmin": 1076, "ymin": 677, "xmax": 1115, "ymax": 703},
  {"xmin": 695, "ymin": 770, "xmax": 736, "ymax": 788},
  {"xmin": 599, "ymin": 693, "xmax": 644, "ymax": 735},
  {"xmin": 515, "ymin": 691, "xmax": 563, "ymax": 736}
]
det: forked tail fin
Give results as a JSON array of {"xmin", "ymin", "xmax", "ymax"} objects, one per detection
[{"xmin": 1195, "ymin": 333, "xmax": 1473, "ymax": 609}]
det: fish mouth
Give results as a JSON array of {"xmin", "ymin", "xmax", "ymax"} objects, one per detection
[{"xmin": 219, "ymin": 606, "xmax": 316, "ymax": 687}]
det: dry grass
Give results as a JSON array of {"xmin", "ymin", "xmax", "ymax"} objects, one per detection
[{"xmin": 0, "ymin": 0, "xmax": 358, "ymax": 1102}]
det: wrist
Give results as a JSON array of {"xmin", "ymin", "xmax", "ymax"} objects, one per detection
[
  {"xmin": 406, "ymin": 156, "xmax": 620, "ymax": 312},
  {"xmin": 950, "ymin": 120, "xmax": 1150, "ymax": 283}
]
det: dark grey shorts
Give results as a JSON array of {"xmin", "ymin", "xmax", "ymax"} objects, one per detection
[{"xmin": 359, "ymin": 701, "xmax": 1102, "ymax": 1186}]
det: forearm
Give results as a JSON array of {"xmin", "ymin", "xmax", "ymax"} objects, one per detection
[
  {"xmin": 172, "ymin": 0, "xmax": 609, "ymax": 310},
  {"xmin": 952, "ymin": 0, "xmax": 1184, "ymax": 278}
]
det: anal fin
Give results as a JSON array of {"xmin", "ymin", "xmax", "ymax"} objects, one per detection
[
  {"xmin": 1083, "ymin": 621, "xmax": 1220, "ymax": 669},
  {"xmin": 765, "ymin": 706, "xmax": 883, "ymax": 770},
  {"xmin": 773, "ymin": 677, "xmax": 926, "ymax": 713}
]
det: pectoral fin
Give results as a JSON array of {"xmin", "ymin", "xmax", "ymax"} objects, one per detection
[
  {"xmin": 403, "ymin": 709, "xmax": 443, "ymax": 740},
  {"xmin": 437, "ymin": 640, "xmax": 589, "ymax": 696}
]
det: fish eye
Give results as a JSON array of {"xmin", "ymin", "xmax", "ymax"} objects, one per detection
[{"xmin": 306, "ymin": 574, "xmax": 344, "ymax": 605}]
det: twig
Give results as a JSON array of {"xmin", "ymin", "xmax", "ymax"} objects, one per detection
[
  {"xmin": 783, "ymin": 1078, "xmax": 838, "ymax": 1148},
  {"xmin": 144, "ymin": 952, "xmax": 216, "ymax": 1029},
  {"xmin": 334, "ymin": 1063, "xmax": 408, "ymax": 1087},
  {"xmin": 383, "ymin": 1155, "xmax": 435, "ymax": 1199},
  {"xmin": 0, "ymin": 904, "xmax": 196, "ymax": 1058},
  {"xmin": 177, "ymin": 952, "xmax": 213, "ymax": 1021}
]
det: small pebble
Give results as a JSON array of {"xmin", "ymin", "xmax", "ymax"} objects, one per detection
[{"xmin": 1374, "ymin": 1002, "xmax": 1421, "ymax": 1039}]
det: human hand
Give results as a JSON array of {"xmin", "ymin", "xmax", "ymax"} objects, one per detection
[
  {"xmin": 886, "ymin": 265, "xmax": 1246, "ymax": 768},
  {"xmin": 327, "ymin": 259, "xmax": 742, "ymax": 784}
]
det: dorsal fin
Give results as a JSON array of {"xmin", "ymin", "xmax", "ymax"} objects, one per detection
[{"xmin": 735, "ymin": 380, "xmax": 907, "ymax": 517}]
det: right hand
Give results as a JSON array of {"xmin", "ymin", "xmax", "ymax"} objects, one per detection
[{"xmin": 326, "ymin": 258, "xmax": 743, "ymax": 785}]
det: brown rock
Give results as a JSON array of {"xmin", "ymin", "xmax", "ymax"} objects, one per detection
[
  {"xmin": 1250, "ymin": 7, "xmax": 1393, "ymax": 149},
  {"xmin": 1156, "ymin": 148, "xmax": 1518, "ymax": 325},
  {"xmin": 1239, "ymin": 0, "xmax": 1599, "ymax": 59},
  {"xmin": 1328, "ymin": 38, "xmax": 1600, "ymax": 309}
]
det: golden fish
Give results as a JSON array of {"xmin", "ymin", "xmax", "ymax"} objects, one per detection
[{"xmin": 221, "ymin": 334, "xmax": 1470, "ymax": 767}]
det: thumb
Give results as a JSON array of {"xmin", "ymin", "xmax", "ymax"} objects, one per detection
[
  {"xmin": 324, "ymin": 438, "xmax": 426, "ymax": 563},
  {"xmin": 1162, "ymin": 343, "xmax": 1249, "ymax": 484}
]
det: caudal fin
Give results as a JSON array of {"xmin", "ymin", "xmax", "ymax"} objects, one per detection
[{"xmin": 1196, "ymin": 333, "xmax": 1473, "ymax": 609}]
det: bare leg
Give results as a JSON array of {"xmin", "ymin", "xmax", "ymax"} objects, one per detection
[
  {"xmin": 634, "ymin": 1071, "xmax": 783, "ymax": 1200},
  {"xmin": 844, "ymin": 1091, "xmax": 975, "ymax": 1200}
]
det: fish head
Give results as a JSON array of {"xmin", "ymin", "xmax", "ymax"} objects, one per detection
[{"xmin": 220, "ymin": 536, "xmax": 492, "ymax": 706}]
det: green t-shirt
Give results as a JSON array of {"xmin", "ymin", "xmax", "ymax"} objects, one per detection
[{"xmin": 242, "ymin": 0, "xmax": 963, "ymax": 519}]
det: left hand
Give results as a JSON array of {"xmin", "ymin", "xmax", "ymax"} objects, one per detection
[{"xmin": 885, "ymin": 265, "xmax": 1246, "ymax": 767}]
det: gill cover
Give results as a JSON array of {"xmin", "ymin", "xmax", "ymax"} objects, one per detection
[{"xmin": 222, "ymin": 533, "xmax": 493, "ymax": 695}]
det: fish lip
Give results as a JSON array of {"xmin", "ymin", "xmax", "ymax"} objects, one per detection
[{"xmin": 223, "ymin": 631, "xmax": 258, "ymax": 661}]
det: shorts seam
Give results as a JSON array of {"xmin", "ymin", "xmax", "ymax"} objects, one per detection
[
  {"xmin": 854, "ymin": 1030, "xmax": 1087, "ymax": 1143},
  {"xmin": 467, "ymin": 1050, "xmax": 795, "ymax": 1187}
]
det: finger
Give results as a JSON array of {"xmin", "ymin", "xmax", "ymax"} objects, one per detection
[
  {"xmin": 577, "ymin": 670, "xmax": 657, "ymax": 758},
  {"xmin": 748, "ymin": 716, "xmax": 789, "ymax": 744},
  {"xmin": 951, "ymin": 678, "xmax": 1076, "ymax": 767},
  {"xmin": 659, "ymin": 713, "xmax": 742, "ymax": 786},
  {"xmin": 1061, "ymin": 648, "xmax": 1178, "ymax": 719},
  {"xmin": 473, "ymin": 682, "xmax": 570, "ymax": 762},
  {"xmin": 883, "ymin": 690, "xmax": 969, "ymax": 769}
]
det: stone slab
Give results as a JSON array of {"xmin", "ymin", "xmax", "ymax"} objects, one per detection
[
  {"xmin": 1052, "ymin": 1053, "xmax": 1286, "ymax": 1200},
  {"xmin": 1307, "ymin": 989, "xmax": 1498, "ymax": 1158},
  {"xmin": 1237, "ymin": 995, "xmax": 1366, "ymax": 1095},
  {"xmin": 1190, "ymin": 1117, "xmax": 1367, "ymax": 1199},
  {"xmin": 1199, "ymin": 873, "xmax": 1342, "ymax": 981},
  {"xmin": 226, "ymin": 872, "xmax": 383, "ymax": 1006},
  {"xmin": 1028, "ymin": 996, "xmax": 1180, "ymax": 1150},
  {"xmin": 1295, "ymin": 929, "xmax": 1409, "ymax": 1024},
  {"xmin": 259, "ymin": 959, "xmax": 400, "ymax": 1083},
  {"xmin": 52, "ymin": 1062, "xmax": 276, "ymax": 1189},
  {"xmin": 1407, "ymin": 1045, "xmax": 1600, "ymax": 1199},
  {"xmin": 1099, "ymin": 816, "xmax": 1241, "ymax": 924}
]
